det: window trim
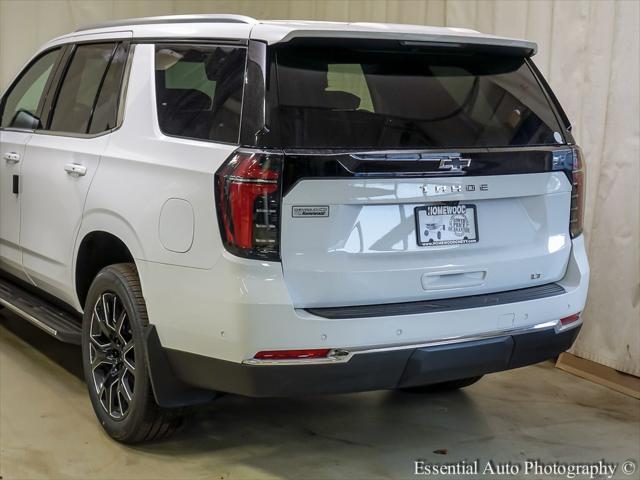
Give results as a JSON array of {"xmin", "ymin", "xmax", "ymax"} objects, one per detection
[
  {"xmin": 39, "ymin": 44, "xmax": 75, "ymax": 132},
  {"xmin": 137, "ymin": 37, "xmax": 247, "ymax": 47},
  {"xmin": 526, "ymin": 58, "xmax": 574, "ymax": 144},
  {"xmin": 153, "ymin": 42, "xmax": 249, "ymax": 146},
  {"xmin": 85, "ymin": 43, "xmax": 119, "ymax": 134},
  {"xmin": 115, "ymin": 44, "xmax": 136, "ymax": 130},
  {"xmin": 239, "ymin": 40, "xmax": 270, "ymax": 147},
  {"xmin": 0, "ymin": 46, "xmax": 65, "ymax": 133}
]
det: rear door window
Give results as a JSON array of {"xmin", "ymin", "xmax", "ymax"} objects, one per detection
[
  {"xmin": 49, "ymin": 43, "xmax": 119, "ymax": 134},
  {"xmin": 154, "ymin": 44, "xmax": 247, "ymax": 144},
  {"xmin": 273, "ymin": 45, "xmax": 564, "ymax": 149}
]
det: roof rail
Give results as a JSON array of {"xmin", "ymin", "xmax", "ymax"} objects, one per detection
[{"xmin": 75, "ymin": 14, "xmax": 257, "ymax": 32}]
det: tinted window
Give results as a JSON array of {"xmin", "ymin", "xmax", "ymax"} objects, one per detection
[
  {"xmin": 155, "ymin": 44, "xmax": 246, "ymax": 143},
  {"xmin": 49, "ymin": 43, "xmax": 116, "ymax": 134},
  {"xmin": 326, "ymin": 63, "xmax": 374, "ymax": 112},
  {"xmin": 88, "ymin": 43, "xmax": 128, "ymax": 134},
  {"xmin": 1, "ymin": 48, "xmax": 60, "ymax": 129},
  {"xmin": 274, "ymin": 46, "xmax": 564, "ymax": 148}
]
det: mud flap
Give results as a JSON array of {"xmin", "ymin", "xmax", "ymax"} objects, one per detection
[{"xmin": 144, "ymin": 325, "xmax": 219, "ymax": 408}]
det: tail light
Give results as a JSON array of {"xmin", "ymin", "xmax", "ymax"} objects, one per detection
[
  {"xmin": 553, "ymin": 147, "xmax": 586, "ymax": 238},
  {"xmin": 215, "ymin": 149, "xmax": 282, "ymax": 261},
  {"xmin": 570, "ymin": 147, "xmax": 586, "ymax": 238}
]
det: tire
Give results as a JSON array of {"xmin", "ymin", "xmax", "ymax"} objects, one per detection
[
  {"xmin": 81, "ymin": 263, "xmax": 182, "ymax": 443},
  {"xmin": 398, "ymin": 376, "xmax": 483, "ymax": 393}
]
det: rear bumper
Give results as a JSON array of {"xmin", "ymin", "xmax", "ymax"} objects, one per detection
[
  {"xmin": 142, "ymin": 236, "xmax": 588, "ymax": 404},
  {"xmin": 140, "ymin": 236, "xmax": 589, "ymax": 365},
  {"xmin": 163, "ymin": 322, "xmax": 581, "ymax": 397}
]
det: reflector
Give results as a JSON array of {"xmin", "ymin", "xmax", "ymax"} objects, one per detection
[
  {"xmin": 254, "ymin": 349, "xmax": 332, "ymax": 360},
  {"xmin": 560, "ymin": 313, "xmax": 581, "ymax": 326}
]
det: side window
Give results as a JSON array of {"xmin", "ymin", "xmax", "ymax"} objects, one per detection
[
  {"xmin": 49, "ymin": 43, "xmax": 117, "ymax": 134},
  {"xmin": 88, "ymin": 43, "xmax": 129, "ymax": 134},
  {"xmin": 1, "ymin": 48, "xmax": 60, "ymax": 129},
  {"xmin": 155, "ymin": 44, "xmax": 247, "ymax": 143}
]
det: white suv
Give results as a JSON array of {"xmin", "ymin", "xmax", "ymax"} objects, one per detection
[{"xmin": 0, "ymin": 15, "xmax": 589, "ymax": 443}]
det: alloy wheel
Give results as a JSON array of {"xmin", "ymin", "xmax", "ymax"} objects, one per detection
[{"xmin": 88, "ymin": 292, "xmax": 136, "ymax": 420}]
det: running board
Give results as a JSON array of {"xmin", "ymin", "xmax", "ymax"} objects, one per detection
[{"xmin": 0, "ymin": 276, "xmax": 82, "ymax": 344}]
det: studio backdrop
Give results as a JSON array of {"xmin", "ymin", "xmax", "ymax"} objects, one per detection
[{"xmin": 1, "ymin": 0, "xmax": 638, "ymax": 376}]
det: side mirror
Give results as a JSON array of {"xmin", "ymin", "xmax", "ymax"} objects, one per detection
[{"xmin": 10, "ymin": 108, "xmax": 40, "ymax": 130}]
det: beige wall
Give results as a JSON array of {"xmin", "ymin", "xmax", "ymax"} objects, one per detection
[{"xmin": 1, "ymin": 0, "xmax": 638, "ymax": 375}]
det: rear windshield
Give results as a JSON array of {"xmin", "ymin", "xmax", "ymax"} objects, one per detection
[{"xmin": 273, "ymin": 45, "xmax": 564, "ymax": 149}]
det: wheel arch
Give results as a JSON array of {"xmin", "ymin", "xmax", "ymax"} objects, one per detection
[
  {"xmin": 74, "ymin": 210, "xmax": 146, "ymax": 310},
  {"xmin": 75, "ymin": 231, "xmax": 216, "ymax": 411}
]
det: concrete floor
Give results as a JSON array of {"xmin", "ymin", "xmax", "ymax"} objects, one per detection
[{"xmin": 1, "ymin": 309, "xmax": 639, "ymax": 480}]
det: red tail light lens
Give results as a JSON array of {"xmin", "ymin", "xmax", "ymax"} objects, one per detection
[
  {"xmin": 553, "ymin": 147, "xmax": 586, "ymax": 238},
  {"xmin": 254, "ymin": 349, "xmax": 332, "ymax": 360},
  {"xmin": 560, "ymin": 313, "xmax": 581, "ymax": 326},
  {"xmin": 570, "ymin": 147, "xmax": 586, "ymax": 238},
  {"xmin": 215, "ymin": 150, "xmax": 282, "ymax": 260}
]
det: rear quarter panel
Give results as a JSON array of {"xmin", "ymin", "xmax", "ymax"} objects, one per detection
[{"xmin": 78, "ymin": 43, "xmax": 235, "ymax": 271}]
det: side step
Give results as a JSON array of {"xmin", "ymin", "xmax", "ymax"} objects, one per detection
[{"xmin": 0, "ymin": 276, "xmax": 82, "ymax": 344}]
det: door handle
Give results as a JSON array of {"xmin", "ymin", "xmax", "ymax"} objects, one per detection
[
  {"xmin": 64, "ymin": 163, "xmax": 87, "ymax": 177},
  {"xmin": 3, "ymin": 152, "xmax": 20, "ymax": 164}
]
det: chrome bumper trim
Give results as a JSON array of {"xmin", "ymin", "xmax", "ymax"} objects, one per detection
[{"xmin": 242, "ymin": 318, "xmax": 582, "ymax": 366}]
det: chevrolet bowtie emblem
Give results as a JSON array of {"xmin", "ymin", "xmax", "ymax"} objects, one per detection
[{"xmin": 439, "ymin": 157, "xmax": 472, "ymax": 172}]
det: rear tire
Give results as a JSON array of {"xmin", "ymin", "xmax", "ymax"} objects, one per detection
[
  {"xmin": 398, "ymin": 375, "xmax": 483, "ymax": 393},
  {"xmin": 81, "ymin": 263, "xmax": 182, "ymax": 443}
]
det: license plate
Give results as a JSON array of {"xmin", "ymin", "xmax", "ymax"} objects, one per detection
[{"xmin": 415, "ymin": 204, "xmax": 479, "ymax": 246}]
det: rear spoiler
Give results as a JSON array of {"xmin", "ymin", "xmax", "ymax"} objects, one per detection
[{"xmin": 258, "ymin": 28, "xmax": 537, "ymax": 57}]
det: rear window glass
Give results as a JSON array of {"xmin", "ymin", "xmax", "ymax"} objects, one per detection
[
  {"xmin": 273, "ymin": 46, "xmax": 564, "ymax": 149},
  {"xmin": 155, "ymin": 44, "xmax": 246, "ymax": 144}
]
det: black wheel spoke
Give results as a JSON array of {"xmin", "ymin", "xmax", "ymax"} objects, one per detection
[
  {"xmin": 97, "ymin": 379, "xmax": 107, "ymax": 404},
  {"xmin": 120, "ymin": 371, "xmax": 134, "ymax": 402},
  {"xmin": 116, "ymin": 381, "xmax": 125, "ymax": 416},
  {"xmin": 112, "ymin": 295, "xmax": 118, "ymax": 324},
  {"xmin": 94, "ymin": 303, "xmax": 113, "ymax": 338},
  {"xmin": 102, "ymin": 295, "xmax": 111, "ymax": 328},
  {"xmin": 90, "ymin": 343, "xmax": 114, "ymax": 369},
  {"xmin": 89, "ymin": 333, "xmax": 110, "ymax": 351},
  {"xmin": 123, "ymin": 342, "xmax": 135, "ymax": 372},
  {"xmin": 115, "ymin": 310, "xmax": 127, "ymax": 344},
  {"xmin": 107, "ymin": 376, "xmax": 118, "ymax": 417}
]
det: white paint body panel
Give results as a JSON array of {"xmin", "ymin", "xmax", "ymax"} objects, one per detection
[
  {"xmin": 0, "ymin": 130, "xmax": 30, "ymax": 279},
  {"xmin": 159, "ymin": 199, "xmax": 195, "ymax": 253},
  {"xmin": 141, "ymin": 236, "xmax": 588, "ymax": 363},
  {"xmin": 20, "ymin": 133, "xmax": 107, "ymax": 306},
  {"xmin": 79, "ymin": 44, "xmax": 235, "ymax": 273},
  {"xmin": 280, "ymin": 172, "xmax": 572, "ymax": 307}
]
